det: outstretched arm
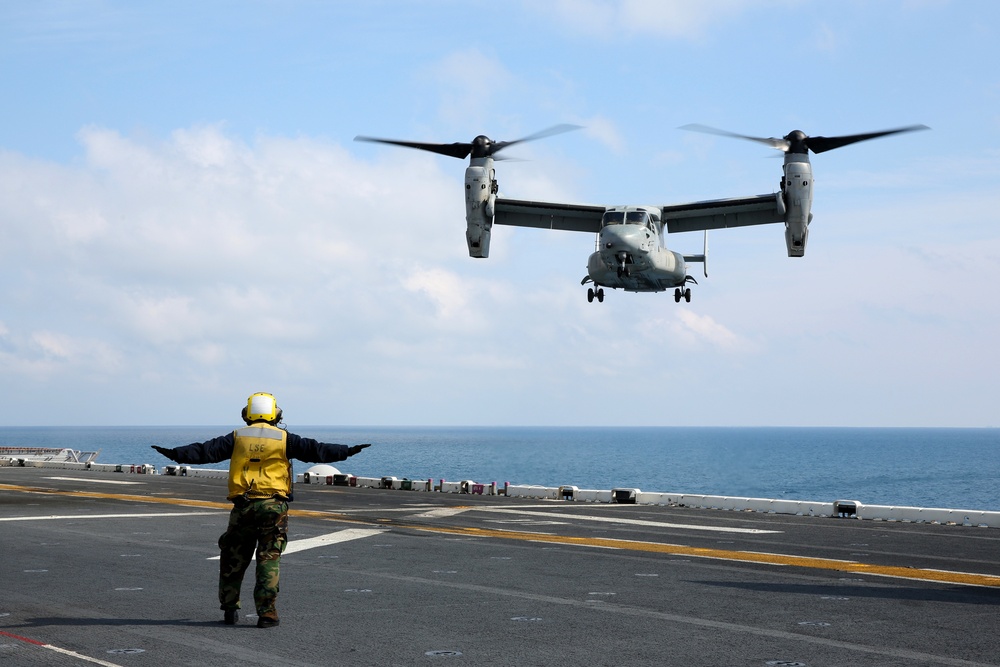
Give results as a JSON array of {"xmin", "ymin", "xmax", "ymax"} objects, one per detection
[
  {"xmin": 150, "ymin": 433, "xmax": 235, "ymax": 464},
  {"xmin": 287, "ymin": 434, "xmax": 371, "ymax": 463}
]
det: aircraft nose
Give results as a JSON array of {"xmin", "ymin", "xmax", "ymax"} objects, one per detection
[{"xmin": 602, "ymin": 225, "xmax": 645, "ymax": 250}]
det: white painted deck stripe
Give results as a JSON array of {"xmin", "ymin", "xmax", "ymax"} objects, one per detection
[
  {"xmin": 477, "ymin": 508, "xmax": 781, "ymax": 534},
  {"xmin": 41, "ymin": 643, "xmax": 126, "ymax": 667},
  {"xmin": 0, "ymin": 630, "xmax": 126, "ymax": 667},
  {"xmin": 44, "ymin": 476, "xmax": 144, "ymax": 485},
  {"xmin": 206, "ymin": 528, "xmax": 387, "ymax": 560},
  {"xmin": 410, "ymin": 507, "xmax": 471, "ymax": 519}
]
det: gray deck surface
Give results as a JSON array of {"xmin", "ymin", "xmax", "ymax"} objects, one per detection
[{"xmin": 1, "ymin": 467, "xmax": 998, "ymax": 666}]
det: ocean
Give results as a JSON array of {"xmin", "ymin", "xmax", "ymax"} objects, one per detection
[{"xmin": 2, "ymin": 426, "xmax": 998, "ymax": 511}]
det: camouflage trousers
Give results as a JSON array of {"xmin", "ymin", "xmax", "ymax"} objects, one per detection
[{"xmin": 218, "ymin": 497, "xmax": 289, "ymax": 616}]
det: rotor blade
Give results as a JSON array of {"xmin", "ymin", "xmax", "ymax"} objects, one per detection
[
  {"xmin": 489, "ymin": 123, "xmax": 583, "ymax": 155},
  {"xmin": 353, "ymin": 136, "xmax": 472, "ymax": 159},
  {"xmin": 679, "ymin": 124, "xmax": 790, "ymax": 151},
  {"xmin": 805, "ymin": 125, "xmax": 930, "ymax": 154}
]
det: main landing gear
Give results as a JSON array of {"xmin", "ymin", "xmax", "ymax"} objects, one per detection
[
  {"xmin": 674, "ymin": 287, "xmax": 691, "ymax": 303},
  {"xmin": 587, "ymin": 287, "xmax": 605, "ymax": 303}
]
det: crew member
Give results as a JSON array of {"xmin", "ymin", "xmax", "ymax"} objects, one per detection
[{"xmin": 151, "ymin": 392, "xmax": 371, "ymax": 629}]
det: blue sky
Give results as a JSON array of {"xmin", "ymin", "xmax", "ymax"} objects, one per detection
[{"xmin": 1, "ymin": 0, "xmax": 997, "ymax": 427}]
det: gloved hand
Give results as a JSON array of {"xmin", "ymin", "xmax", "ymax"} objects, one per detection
[
  {"xmin": 151, "ymin": 445, "xmax": 177, "ymax": 461},
  {"xmin": 347, "ymin": 443, "xmax": 371, "ymax": 457}
]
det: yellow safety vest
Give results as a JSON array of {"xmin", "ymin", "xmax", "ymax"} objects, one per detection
[{"xmin": 228, "ymin": 424, "xmax": 291, "ymax": 500}]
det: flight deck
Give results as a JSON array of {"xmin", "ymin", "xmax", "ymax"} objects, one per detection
[{"xmin": 1, "ymin": 466, "xmax": 998, "ymax": 666}]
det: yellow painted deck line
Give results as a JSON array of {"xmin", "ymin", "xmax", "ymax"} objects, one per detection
[
  {"xmin": 0, "ymin": 483, "xmax": 348, "ymax": 520},
  {"xmin": 4, "ymin": 482, "xmax": 998, "ymax": 589},
  {"xmin": 400, "ymin": 523, "xmax": 1000, "ymax": 589},
  {"xmin": 0, "ymin": 512, "xmax": 225, "ymax": 522},
  {"xmin": 0, "ymin": 482, "xmax": 231, "ymax": 509}
]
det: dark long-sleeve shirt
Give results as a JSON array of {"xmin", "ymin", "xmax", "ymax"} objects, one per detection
[{"xmin": 166, "ymin": 430, "xmax": 354, "ymax": 466}]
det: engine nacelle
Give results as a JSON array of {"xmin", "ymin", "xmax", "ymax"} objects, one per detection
[
  {"xmin": 784, "ymin": 221, "xmax": 809, "ymax": 257},
  {"xmin": 781, "ymin": 157, "xmax": 813, "ymax": 257},
  {"xmin": 464, "ymin": 164, "xmax": 495, "ymax": 258}
]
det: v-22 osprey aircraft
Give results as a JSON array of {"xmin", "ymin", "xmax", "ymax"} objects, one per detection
[{"xmin": 355, "ymin": 123, "xmax": 927, "ymax": 303}]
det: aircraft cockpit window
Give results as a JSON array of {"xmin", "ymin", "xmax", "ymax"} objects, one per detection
[
  {"xmin": 602, "ymin": 211, "xmax": 626, "ymax": 226},
  {"xmin": 626, "ymin": 210, "xmax": 654, "ymax": 231}
]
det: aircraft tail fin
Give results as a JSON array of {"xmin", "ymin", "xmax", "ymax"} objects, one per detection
[{"xmin": 682, "ymin": 231, "xmax": 709, "ymax": 278}]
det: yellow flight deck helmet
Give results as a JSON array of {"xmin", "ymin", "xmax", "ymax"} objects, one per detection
[{"xmin": 242, "ymin": 392, "xmax": 282, "ymax": 424}]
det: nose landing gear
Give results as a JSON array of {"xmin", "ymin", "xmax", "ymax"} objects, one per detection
[
  {"xmin": 587, "ymin": 287, "xmax": 605, "ymax": 303},
  {"xmin": 674, "ymin": 287, "xmax": 691, "ymax": 303},
  {"xmin": 615, "ymin": 252, "xmax": 631, "ymax": 278}
]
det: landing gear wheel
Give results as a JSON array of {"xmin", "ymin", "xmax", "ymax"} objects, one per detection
[
  {"xmin": 684, "ymin": 288, "xmax": 691, "ymax": 303},
  {"xmin": 587, "ymin": 288, "xmax": 595, "ymax": 303},
  {"xmin": 597, "ymin": 288, "xmax": 604, "ymax": 303},
  {"xmin": 674, "ymin": 288, "xmax": 681, "ymax": 303}
]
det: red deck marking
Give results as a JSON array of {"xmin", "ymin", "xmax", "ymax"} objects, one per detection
[
  {"xmin": 0, "ymin": 629, "xmax": 45, "ymax": 645},
  {"xmin": 0, "ymin": 629, "xmax": 126, "ymax": 666}
]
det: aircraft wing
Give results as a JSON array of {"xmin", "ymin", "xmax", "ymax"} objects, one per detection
[
  {"xmin": 662, "ymin": 194, "xmax": 783, "ymax": 234},
  {"xmin": 494, "ymin": 197, "xmax": 606, "ymax": 234}
]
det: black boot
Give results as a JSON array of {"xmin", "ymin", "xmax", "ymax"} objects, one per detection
[{"xmin": 256, "ymin": 613, "xmax": 279, "ymax": 628}]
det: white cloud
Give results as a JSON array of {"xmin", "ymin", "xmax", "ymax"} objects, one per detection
[
  {"xmin": 31, "ymin": 331, "xmax": 74, "ymax": 359},
  {"xmin": 639, "ymin": 309, "xmax": 752, "ymax": 353},
  {"xmin": 0, "ymin": 328, "xmax": 123, "ymax": 381},
  {"xmin": 534, "ymin": 0, "xmax": 776, "ymax": 39},
  {"xmin": 673, "ymin": 309, "xmax": 748, "ymax": 350},
  {"xmin": 581, "ymin": 115, "xmax": 626, "ymax": 155},
  {"xmin": 418, "ymin": 50, "xmax": 516, "ymax": 129},
  {"xmin": 813, "ymin": 22, "xmax": 840, "ymax": 53},
  {"xmin": 402, "ymin": 266, "xmax": 472, "ymax": 324},
  {"xmin": 0, "ymin": 126, "xmax": 458, "ymax": 385},
  {"xmin": 52, "ymin": 209, "xmax": 110, "ymax": 242},
  {"xmin": 170, "ymin": 124, "xmax": 245, "ymax": 170}
]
